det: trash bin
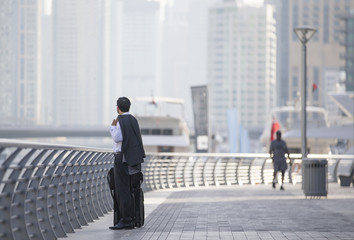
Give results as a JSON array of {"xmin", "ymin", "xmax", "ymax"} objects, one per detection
[{"xmin": 302, "ymin": 159, "xmax": 328, "ymax": 198}]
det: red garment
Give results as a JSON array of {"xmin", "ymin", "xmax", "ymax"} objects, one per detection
[
  {"xmin": 312, "ymin": 83, "xmax": 318, "ymax": 92},
  {"xmin": 270, "ymin": 118, "xmax": 280, "ymax": 142}
]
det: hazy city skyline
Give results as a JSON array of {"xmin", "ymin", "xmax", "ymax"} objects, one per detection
[{"xmin": 0, "ymin": 0, "xmax": 353, "ymax": 153}]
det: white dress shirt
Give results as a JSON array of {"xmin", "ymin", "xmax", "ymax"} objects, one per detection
[
  {"xmin": 109, "ymin": 112, "xmax": 139, "ymax": 175},
  {"xmin": 110, "ymin": 118, "xmax": 123, "ymax": 153}
]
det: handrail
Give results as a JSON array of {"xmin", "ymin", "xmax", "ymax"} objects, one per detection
[
  {"xmin": 0, "ymin": 139, "xmax": 353, "ymax": 239},
  {"xmin": 0, "ymin": 141, "xmax": 114, "ymax": 240},
  {"xmin": 0, "ymin": 138, "xmax": 112, "ymax": 152}
]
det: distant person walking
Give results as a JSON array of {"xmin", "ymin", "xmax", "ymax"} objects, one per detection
[
  {"xmin": 269, "ymin": 130, "xmax": 290, "ymax": 190},
  {"xmin": 109, "ymin": 97, "xmax": 145, "ymax": 230}
]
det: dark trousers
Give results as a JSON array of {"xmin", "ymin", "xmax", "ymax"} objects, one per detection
[
  {"xmin": 113, "ymin": 154, "xmax": 141, "ymax": 223},
  {"xmin": 114, "ymin": 153, "xmax": 132, "ymax": 223}
]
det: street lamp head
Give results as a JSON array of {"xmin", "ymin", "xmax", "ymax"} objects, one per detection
[{"xmin": 294, "ymin": 26, "xmax": 317, "ymax": 44}]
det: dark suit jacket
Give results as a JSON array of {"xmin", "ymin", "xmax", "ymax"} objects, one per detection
[{"xmin": 118, "ymin": 114, "xmax": 146, "ymax": 166}]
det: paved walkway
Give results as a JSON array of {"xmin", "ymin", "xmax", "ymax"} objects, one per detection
[{"xmin": 66, "ymin": 183, "xmax": 354, "ymax": 240}]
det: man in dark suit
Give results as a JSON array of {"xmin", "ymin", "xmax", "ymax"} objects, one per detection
[{"xmin": 109, "ymin": 97, "xmax": 145, "ymax": 230}]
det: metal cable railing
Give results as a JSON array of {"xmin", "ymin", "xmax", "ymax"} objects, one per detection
[{"xmin": 0, "ymin": 139, "xmax": 353, "ymax": 239}]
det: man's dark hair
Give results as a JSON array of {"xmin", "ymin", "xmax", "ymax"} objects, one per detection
[
  {"xmin": 117, "ymin": 97, "xmax": 131, "ymax": 112},
  {"xmin": 276, "ymin": 130, "xmax": 281, "ymax": 137}
]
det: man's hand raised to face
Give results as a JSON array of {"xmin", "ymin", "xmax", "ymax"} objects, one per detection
[{"xmin": 111, "ymin": 118, "xmax": 118, "ymax": 126}]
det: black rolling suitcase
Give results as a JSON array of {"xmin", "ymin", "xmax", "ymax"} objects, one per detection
[
  {"xmin": 107, "ymin": 168, "xmax": 145, "ymax": 228},
  {"xmin": 131, "ymin": 171, "xmax": 144, "ymax": 228}
]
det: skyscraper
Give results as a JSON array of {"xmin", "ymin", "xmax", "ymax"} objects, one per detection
[
  {"xmin": 119, "ymin": 0, "xmax": 161, "ymax": 99},
  {"xmin": 208, "ymin": 0, "xmax": 276, "ymax": 152},
  {"xmin": 276, "ymin": 0, "xmax": 354, "ymax": 116},
  {"xmin": 0, "ymin": 0, "xmax": 43, "ymax": 126},
  {"xmin": 0, "ymin": 0, "xmax": 135, "ymax": 128},
  {"xmin": 41, "ymin": 0, "xmax": 54, "ymax": 125},
  {"xmin": 0, "ymin": 0, "xmax": 17, "ymax": 126},
  {"xmin": 161, "ymin": 0, "xmax": 219, "ymax": 128},
  {"xmin": 53, "ymin": 0, "xmax": 112, "ymax": 126},
  {"xmin": 341, "ymin": 9, "xmax": 354, "ymax": 92}
]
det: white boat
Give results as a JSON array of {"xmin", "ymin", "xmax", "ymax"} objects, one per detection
[{"xmin": 131, "ymin": 97, "xmax": 190, "ymax": 152}]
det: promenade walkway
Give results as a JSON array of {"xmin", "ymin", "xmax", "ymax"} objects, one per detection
[{"xmin": 67, "ymin": 183, "xmax": 354, "ymax": 240}]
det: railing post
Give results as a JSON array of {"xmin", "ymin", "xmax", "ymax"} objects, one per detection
[
  {"xmin": 89, "ymin": 153, "xmax": 106, "ymax": 217},
  {"xmin": 12, "ymin": 149, "xmax": 47, "ymax": 240},
  {"xmin": 103, "ymin": 154, "xmax": 114, "ymax": 211},
  {"xmin": 7, "ymin": 149, "xmax": 36, "ymax": 240},
  {"xmin": 72, "ymin": 152, "xmax": 94, "ymax": 226},
  {"xmin": 37, "ymin": 150, "xmax": 68, "ymax": 239},
  {"xmin": 249, "ymin": 158, "xmax": 256, "ymax": 185},
  {"xmin": 151, "ymin": 156, "xmax": 159, "ymax": 190},
  {"xmin": 224, "ymin": 157, "xmax": 230, "ymax": 186},
  {"xmin": 175, "ymin": 156, "xmax": 186, "ymax": 188},
  {"xmin": 213, "ymin": 157, "xmax": 220, "ymax": 186},
  {"xmin": 166, "ymin": 156, "xmax": 173, "ymax": 188},
  {"xmin": 183, "ymin": 156, "xmax": 190, "ymax": 188},
  {"xmin": 236, "ymin": 158, "xmax": 242, "ymax": 185},
  {"xmin": 158, "ymin": 156, "xmax": 165, "ymax": 189},
  {"xmin": 94, "ymin": 152, "xmax": 112, "ymax": 214},
  {"xmin": 0, "ymin": 148, "xmax": 22, "ymax": 240},
  {"xmin": 62, "ymin": 151, "xmax": 85, "ymax": 229},
  {"xmin": 261, "ymin": 158, "xmax": 267, "ymax": 184},
  {"xmin": 142, "ymin": 156, "xmax": 152, "ymax": 191},
  {"xmin": 25, "ymin": 150, "xmax": 58, "ymax": 240},
  {"xmin": 78, "ymin": 153, "xmax": 98, "ymax": 223},
  {"xmin": 288, "ymin": 157, "xmax": 293, "ymax": 184},
  {"xmin": 192, "ymin": 156, "xmax": 199, "ymax": 187},
  {"xmin": 333, "ymin": 158, "xmax": 341, "ymax": 183},
  {"xmin": 202, "ymin": 157, "xmax": 209, "ymax": 187},
  {"xmin": 49, "ymin": 151, "xmax": 77, "ymax": 235},
  {"xmin": 170, "ymin": 156, "xmax": 180, "ymax": 188}
]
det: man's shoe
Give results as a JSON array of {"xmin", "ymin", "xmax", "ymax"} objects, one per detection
[
  {"xmin": 272, "ymin": 182, "xmax": 276, "ymax": 189},
  {"xmin": 109, "ymin": 222, "xmax": 134, "ymax": 230},
  {"xmin": 280, "ymin": 185, "xmax": 284, "ymax": 191}
]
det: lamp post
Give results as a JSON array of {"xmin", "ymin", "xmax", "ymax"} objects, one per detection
[{"xmin": 294, "ymin": 26, "xmax": 316, "ymax": 158}]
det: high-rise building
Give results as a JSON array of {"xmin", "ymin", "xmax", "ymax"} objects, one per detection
[
  {"xmin": 161, "ymin": 0, "xmax": 219, "ymax": 128},
  {"xmin": 119, "ymin": 0, "xmax": 161, "ymax": 99},
  {"xmin": 0, "ymin": 0, "xmax": 43, "ymax": 126},
  {"xmin": 0, "ymin": 0, "xmax": 17, "ymax": 126},
  {"xmin": 276, "ymin": 0, "xmax": 354, "ymax": 115},
  {"xmin": 208, "ymin": 0, "xmax": 276, "ymax": 152},
  {"xmin": 53, "ymin": 0, "xmax": 112, "ymax": 126},
  {"xmin": 275, "ymin": 0, "xmax": 289, "ymax": 107},
  {"xmin": 101, "ymin": 0, "xmax": 122, "ymax": 125},
  {"xmin": 341, "ymin": 9, "xmax": 354, "ymax": 92},
  {"xmin": 0, "ymin": 0, "xmax": 124, "ymax": 127},
  {"xmin": 41, "ymin": 0, "xmax": 54, "ymax": 125}
]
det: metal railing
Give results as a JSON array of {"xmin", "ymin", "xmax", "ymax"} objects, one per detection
[
  {"xmin": 142, "ymin": 152, "xmax": 354, "ymax": 191},
  {"xmin": 0, "ymin": 140, "xmax": 114, "ymax": 240},
  {"xmin": 0, "ymin": 139, "xmax": 353, "ymax": 239}
]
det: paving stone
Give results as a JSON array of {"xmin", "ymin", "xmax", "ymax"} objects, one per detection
[
  {"xmin": 65, "ymin": 183, "xmax": 354, "ymax": 240},
  {"xmin": 232, "ymin": 232, "xmax": 248, "ymax": 239}
]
